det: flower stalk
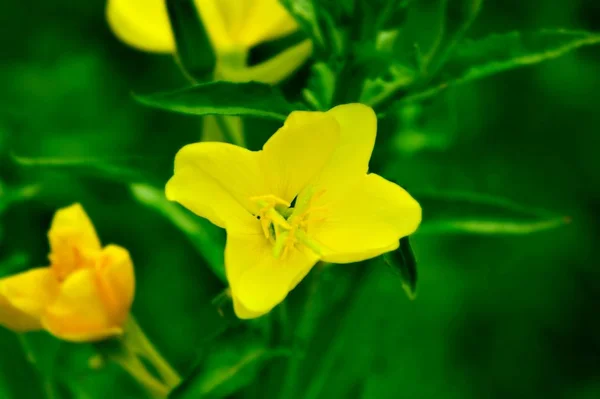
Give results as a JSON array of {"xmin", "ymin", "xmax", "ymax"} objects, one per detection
[{"xmin": 99, "ymin": 317, "xmax": 181, "ymax": 398}]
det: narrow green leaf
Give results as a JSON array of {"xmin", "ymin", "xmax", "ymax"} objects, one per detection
[
  {"xmin": 11, "ymin": 152, "xmax": 166, "ymax": 184},
  {"xmin": 0, "ymin": 183, "xmax": 41, "ymax": 215},
  {"xmin": 382, "ymin": 237, "xmax": 418, "ymax": 299},
  {"xmin": 130, "ymin": 184, "xmax": 226, "ymax": 282},
  {"xmin": 404, "ymin": 29, "xmax": 600, "ymax": 102},
  {"xmin": 166, "ymin": 0, "xmax": 215, "ymax": 82},
  {"xmin": 280, "ymin": 0, "xmax": 325, "ymax": 50},
  {"xmin": 302, "ymin": 62, "xmax": 336, "ymax": 110},
  {"xmin": 427, "ymin": 0, "xmax": 483, "ymax": 75},
  {"xmin": 169, "ymin": 338, "xmax": 289, "ymax": 399},
  {"xmin": 415, "ymin": 190, "xmax": 570, "ymax": 235},
  {"xmin": 134, "ymin": 81, "xmax": 299, "ymax": 121}
]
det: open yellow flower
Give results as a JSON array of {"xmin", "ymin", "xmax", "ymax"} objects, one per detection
[
  {"xmin": 166, "ymin": 104, "xmax": 422, "ymax": 319},
  {"xmin": 106, "ymin": 0, "xmax": 312, "ymax": 84},
  {"xmin": 0, "ymin": 204, "xmax": 135, "ymax": 342}
]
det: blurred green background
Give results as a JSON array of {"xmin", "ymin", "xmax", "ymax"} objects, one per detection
[{"xmin": 1, "ymin": 1, "xmax": 599, "ymax": 398}]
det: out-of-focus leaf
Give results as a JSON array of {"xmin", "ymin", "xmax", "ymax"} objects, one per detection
[
  {"xmin": 18, "ymin": 333, "xmax": 62, "ymax": 378},
  {"xmin": 377, "ymin": 0, "xmax": 411, "ymax": 31},
  {"xmin": 427, "ymin": 0, "xmax": 483, "ymax": 75},
  {"xmin": 302, "ymin": 62, "xmax": 336, "ymax": 110},
  {"xmin": 383, "ymin": 237, "xmax": 418, "ymax": 299},
  {"xmin": 248, "ymin": 30, "xmax": 308, "ymax": 66},
  {"xmin": 280, "ymin": 0, "xmax": 325, "ymax": 50},
  {"xmin": 361, "ymin": 63, "xmax": 416, "ymax": 105},
  {"xmin": 166, "ymin": 0, "xmax": 215, "ymax": 82},
  {"xmin": 130, "ymin": 184, "xmax": 226, "ymax": 282},
  {"xmin": 0, "ymin": 183, "xmax": 41, "ymax": 215},
  {"xmin": 169, "ymin": 335, "xmax": 289, "ymax": 399},
  {"xmin": 404, "ymin": 30, "xmax": 600, "ymax": 103},
  {"xmin": 0, "ymin": 253, "xmax": 29, "ymax": 277},
  {"xmin": 415, "ymin": 191, "xmax": 570, "ymax": 235},
  {"xmin": 11, "ymin": 153, "xmax": 167, "ymax": 185},
  {"xmin": 134, "ymin": 82, "xmax": 299, "ymax": 121}
]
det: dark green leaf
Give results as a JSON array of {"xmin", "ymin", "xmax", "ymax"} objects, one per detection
[
  {"xmin": 134, "ymin": 81, "xmax": 299, "ymax": 121},
  {"xmin": 130, "ymin": 184, "xmax": 226, "ymax": 282},
  {"xmin": 11, "ymin": 152, "xmax": 167, "ymax": 185},
  {"xmin": 280, "ymin": 0, "xmax": 325, "ymax": 50},
  {"xmin": 415, "ymin": 190, "xmax": 570, "ymax": 235},
  {"xmin": 427, "ymin": 0, "xmax": 483, "ymax": 75},
  {"xmin": 383, "ymin": 237, "xmax": 418, "ymax": 299},
  {"xmin": 404, "ymin": 30, "xmax": 600, "ymax": 103},
  {"xmin": 248, "ymin": 30, "xmax": 309, "ymax": 66},
  {"xmin": 0, "ymin": 253, "xmax": 29, "ymax": 277},
  {"xmin": 166, "ymin": 0, "xmax": 216, "ymax": 82},
  {"xmin": 0, "ymin": 183, "xmax": 41, "ymax": 215},
  {"xmin": 169, "ymin": 335, "xmax": 289, "ymax": 399},
  {"xmin": 302, "ymin": 62, "xmax": 336, "ymax": 110}
]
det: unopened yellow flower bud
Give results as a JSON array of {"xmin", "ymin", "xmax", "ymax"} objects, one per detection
[{"xmin": 0, "ymin": 204, "xmax": 135, "ymax": 342}]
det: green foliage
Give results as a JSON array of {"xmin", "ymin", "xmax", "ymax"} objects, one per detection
[
  {"xmin": 170, "ymin": 332, "xmax": 289, "ymax": 399},
  {"xmin": 383, "ymin": 237, "xmax": 418, "ymax": 299},
  {"xmin": 416, "ymin": 191, "xmax": 570, "ymax": 235},
  {"xmin": 134, "ymin": 82, "xmax": 300, "ymax": 121},
  {"xmin": 403, "ymin": 29, "xmax": 600, "ymax": 103},
  {"xmin": 166, "ymin": 0, "xmax": 216, "ymax": 82},
  {"xmin": 130, "ymin": 184, "xmax": 226, "ymax": 282},
  {"xmin": 1, "ymin": 1, "xmax": 600, "ymax": 399}
]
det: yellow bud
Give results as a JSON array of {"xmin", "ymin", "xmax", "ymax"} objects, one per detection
[{"xmin": 0, "ymin": 204, "xmax": 135, "ymax": 342}]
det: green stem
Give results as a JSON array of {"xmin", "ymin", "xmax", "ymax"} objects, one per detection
[
  {"xmin": 303, "ymin": 264, "xmax": 372, "ymax": 399},
  {"xmin": 279, "ymin": 263, "xmax": 326, "ymax": 399},
  {"xmin": 124, "ymin": 318, "xmax": 182, "ymax": 389},
  {"xmin": 213, "ymin": 114, "xmax": 246, "ymax": 147},
  {"xmin": 108, "ymin": 349, "xmax": 170, "ymax": 399}
]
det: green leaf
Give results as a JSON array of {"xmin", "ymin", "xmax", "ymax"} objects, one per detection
[
  {"xmin": 130, "ymin": 184, "xmax": 226, "ymax": 282},
  {"xmin": 415, "ymin": 191, "xmax": 570, "ymax": 235},
  {"xmin": 134, "ymin": 81, "xmax": 299, "ymax": 121},
  {"xmin": 280, "ymin": 0, "xmax": 325, "ymax": 50},
  {"xmin": 169, "ymin": 336, "xmax": 289, "ymax": 399},
  {"xmin": 302, "ymin": 62, "xmax": 336, "ymax": 110},
  {"xmin": 166, "ymin": 0, "xmax": 215, "ymax": 82},
  {"xmin": 404, "ymin": 29, "xmax": 600, "ymax": 103},
  {"xmin": 11, "ymin": 152, "xmax": 167, "ymax": 185},
  {"xmin": 427, "ymin": 0, "xmax": 483, "ymax": 75},
  {"xmin": 382, "ymin": 237, "xmax": 418, "ymax": 299},
  {"xmin": 0, "ymin": 253, "xmax": 29, "ymax": 277},
  {"xmin": 0, "ymin": 183, "xmax": 41, "ymax": 215}
]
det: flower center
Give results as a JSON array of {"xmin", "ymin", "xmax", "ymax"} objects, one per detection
[{"xmin": 250, "ymin": 189, "xmax": 327, "ymax": 259}]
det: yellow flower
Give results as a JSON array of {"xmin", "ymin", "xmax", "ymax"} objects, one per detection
[
  {"xmin": 166, "ymin": 104, "xmax": 422, "ymax": 319},
  {"xmin": 0, "ymin": 204, "xmax": 135, "ymax": 342},
  {"xmin": 106, "ymin": 0, "xmax": 312, "ymax": 84}
]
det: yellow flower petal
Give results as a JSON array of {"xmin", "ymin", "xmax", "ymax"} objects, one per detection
[
  {"xmin": 261, "ymin": 111, "xmax": 340, "ymax": 203},
  {"xmin": 217, "ymin": 40, "xmax": 313, "ymax": 84},
  {"xmin": 232, "ymin": 295, "xmax": 267, "ymax": 319},
  {"xmin": 0, "ymin": 268, "xmax": 59, "ymax": 332},
  {"xmin": 0, "ymin": 295, "xmax": 40, "ymax": 332},
  {"xmin": 313, "ymin": 174, "xmax": 422, "ymax": 263},
  {"xmin": 239, "ymin": 0, "xmax": 300, "ymax": 46},
  {"xmin": 166, "ymin": 142, "xmax": 264, "ymax": 230},
  {"xmin": 225, "ymin": 224, "xmax": 318, "ymax": 314},
  {"xmin": 48, "ymin": 204, "xmax": 102, "ymax": 280},
  {"xmin": 197, "ymin": 0, "xmax": 299, "ymax": 50},
  {"xmin": 42, "ymin": 269, "xmax": 123, "ymax": 342},
  {"xmin": 94, "ymin": 245, "xmax": 135, "ymax": 327},
  {"xmin": 106, "ymin": 0, "xmax": 174, "ymax": 53},
  {"xmin": 316, "ymin": 103, "xmax": 378, "ymax": 191}
]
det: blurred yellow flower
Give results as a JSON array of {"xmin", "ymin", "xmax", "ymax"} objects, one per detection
[
  {"xmin": 106, "ymin": 0, "xmax": 312, "ymax": 84},
  {"xmin": 0, "ymin": 204, "xmax": 135, "ymax": 342},
  {"xmin": 166, "ymin": 104, "xmax": 422, "ymax": 319}
]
